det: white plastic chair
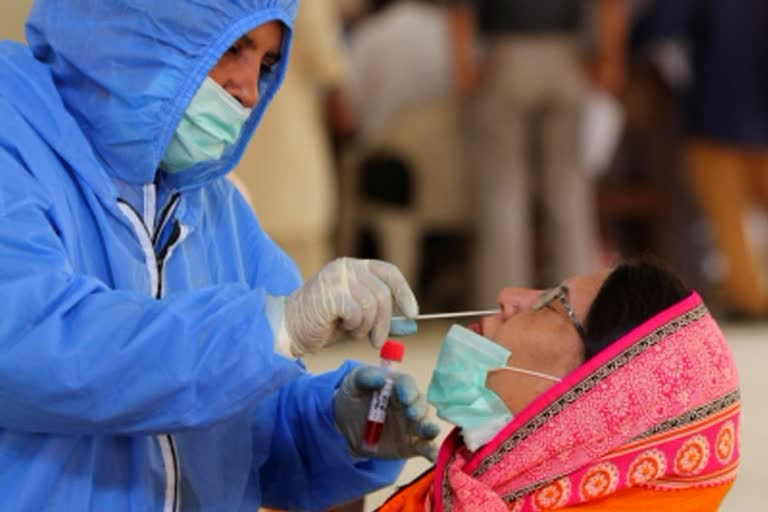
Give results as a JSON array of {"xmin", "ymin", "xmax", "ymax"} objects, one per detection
[{"xmin": 337, "ymin": 95, "xmax": 470, "ymax": 285}]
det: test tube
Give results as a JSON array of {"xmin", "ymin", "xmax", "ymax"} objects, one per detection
[{"xmin": 362, "ymin": 339, "xmax": 405, "ymax": 453}]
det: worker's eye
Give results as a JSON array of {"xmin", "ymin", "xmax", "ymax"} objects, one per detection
[
  {"xmin": 261, "ymin": 52, "xmax": 281, "ymax": 74},
  {"xmin": 226, "ymin": 43, "xmax": 241, "ymax": 56}
]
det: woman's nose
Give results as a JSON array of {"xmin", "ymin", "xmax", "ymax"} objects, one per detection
[{"xmin": 497, "ymin": 287, "xmax": 542, "ymax": 319}]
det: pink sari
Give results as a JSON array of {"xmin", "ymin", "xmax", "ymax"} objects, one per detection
[{"xmin": 425, "ymin": 293, "xmax": 740, "ymax": 511}]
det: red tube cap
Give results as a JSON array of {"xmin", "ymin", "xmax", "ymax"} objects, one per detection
[{"xmin": 380, "ymin": 340, "xmax": 405, "ymax": 362}]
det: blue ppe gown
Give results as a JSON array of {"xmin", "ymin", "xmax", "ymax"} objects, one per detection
[{"xmin": 0, "ymin": 1, "xmax": 404, "ymax": 510}]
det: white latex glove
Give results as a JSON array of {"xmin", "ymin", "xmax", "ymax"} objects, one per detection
[{"xmin": 266, "ymin": 258, "xmax": 418, "ymax": 357}]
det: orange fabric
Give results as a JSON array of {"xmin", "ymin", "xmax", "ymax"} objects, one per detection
[
  {"xmin": 377, "ymin": 475, "xmax": 732, "ymax": 512},
  {"xmin": 377, "ymin": 470, "xmax": 435, "ymax": 512},
  {"xmin": 563, "ymin": 481, "xmax": 733, "ymax": 511}
]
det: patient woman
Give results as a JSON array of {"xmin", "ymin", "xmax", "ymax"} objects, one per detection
[{"xmin": 379, "ymin": 259, "xmax": 740, "ymax": 511}]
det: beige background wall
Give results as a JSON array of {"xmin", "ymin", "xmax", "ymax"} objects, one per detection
[{"xmin": 1, "ymin": 1, "xmax": 34, "ymax": 41}]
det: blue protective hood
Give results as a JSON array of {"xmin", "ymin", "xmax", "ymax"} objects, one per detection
[{"xmin": 25, "ymin": 0, "xmax": 297, "ymax": 187}]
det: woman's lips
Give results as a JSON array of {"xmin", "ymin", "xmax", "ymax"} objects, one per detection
[{"xmin": 469, "ymin": 322, "xmax": 483, "ymax": 334}]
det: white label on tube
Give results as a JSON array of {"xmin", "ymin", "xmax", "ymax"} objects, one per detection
[{"xmin": 367, "ymin": 378, "xmax": 394, "ymax": 423}]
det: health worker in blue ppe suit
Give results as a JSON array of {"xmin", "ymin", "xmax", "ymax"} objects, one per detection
[{"xmin": 0, "ymin": 1, "xmax": 439, "ymax": 511}]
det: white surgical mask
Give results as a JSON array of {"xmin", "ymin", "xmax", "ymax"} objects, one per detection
[
  {"xmin": 160, "ymin": 77, "xmax": 252, "ymax": 173},
  {"xmin": 427, "ymin": 325, "xmax": 560, "ymax": 451}
]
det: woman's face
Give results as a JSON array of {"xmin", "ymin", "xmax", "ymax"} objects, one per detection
[
  {"xmin": 479, "ymin": 270, "xmax": 608, "ymax": 414},
  {"xmin": 209, "ymin": 21, "xmax": 284, "ymax": 108}
]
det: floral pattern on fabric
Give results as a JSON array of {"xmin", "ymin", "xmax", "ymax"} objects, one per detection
[
  {"xmin": 628, "ymin": 450, "xmax": 667, "ymax": 486},
  {"xmin": 675, "ymin": 435, "xmax": 711, "ymax": 475},
  {"xmin": 531, "ymin": 478, "xmax": 571, "ymax": 511},
  {"xmin": 578, "ymin": 463, "xmax": 619, "ymax": 501},
  {"xmin": 715, "ymin": 421, "xmax": 736, "ymax": 465}
]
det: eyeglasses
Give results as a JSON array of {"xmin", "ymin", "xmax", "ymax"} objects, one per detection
[{"xmin": 532, "ymin": 284, "xmax": 586, "ymax": 339}]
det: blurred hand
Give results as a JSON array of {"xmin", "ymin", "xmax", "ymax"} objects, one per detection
[
  {"xmin": 325, "ymin": 87, "xmax": 357, "ymax": 141},
  {"xmin": 591, "ymin": 56, "xmax": 626, "ymax": 95},
  {"xmin": 457, "ymin": 63, "xmax": 483, "ymax": 96},
  {"xmin": 334, "ymin": 366, "xmax": 440, "ymax": 462}
]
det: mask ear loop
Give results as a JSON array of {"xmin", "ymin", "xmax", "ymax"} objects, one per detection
[
  {"xmin": 492, "ymin": 366, "xmax": 562, "ymax": 382},
  {"xmin": 204, "ymin": 76, "xmax": 253, "ymax": 116}
]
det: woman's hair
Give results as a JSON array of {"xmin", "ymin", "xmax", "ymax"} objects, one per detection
[{"xmin": 583, "ymin": 258, "xmax": 691, "ymax": 360}]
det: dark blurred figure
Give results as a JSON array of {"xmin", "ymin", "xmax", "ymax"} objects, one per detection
[
  {"xmin": 595, "ymin": 1, "xmax": 709, "ymax": 293},
  {"xmin": 447, "ymin": 0, "xmax": 628, "ymax": 307},
  {"xmin": 636, "ymin": 0, "xmax": 768, "ymax": 318}
]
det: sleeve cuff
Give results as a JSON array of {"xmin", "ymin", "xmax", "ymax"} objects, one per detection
[{"xmin": 265, "ymin": 294, "xmax": 294, "ymax": 358}]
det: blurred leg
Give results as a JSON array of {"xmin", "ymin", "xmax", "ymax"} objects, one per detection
[
  {"xmin": 745, "ymin": 151, "xmax": 768, "ymax": 302},
  {"xmin": 370, "ymin": 210, "xmax": 421, "ymax": 287},
  {"xmin": 686, "ymin": 141, "xmax": 765, "ymax": 314},
  {"xmin": 539, "ymin": 41, "xmax": 598, "ymax": 284},
  {"xmin": 747, "ymin": 150, "xmax": 768, "ymax": 210},
  {"xmin": 468, "ymin": 43, "xmax": 533, "ymax": 306}
]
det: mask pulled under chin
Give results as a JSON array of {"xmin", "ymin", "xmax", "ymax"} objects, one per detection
[
  {"xmin": 427, "ymin": 324, "xmax": 516, "ymax": 452},
  {"xmin": 461, "ymin": 412, "xmax": 513, "ymax": 452},
  {"xmin": 427, "ymin": 324, "xmax": 561, "ymax": 452}
]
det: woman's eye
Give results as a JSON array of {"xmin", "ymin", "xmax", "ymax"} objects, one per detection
[{"xmin": 226, "ymin": 44, "xmax": 240, "ymax": 56}]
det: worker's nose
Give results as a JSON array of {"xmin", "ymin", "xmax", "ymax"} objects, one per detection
[
  {"xmin": 496, "ymin": 287, "xmax": 543, "ymax": 320},
  {"xmin": 226, "ymin": 55, "xmax": 262, "ymax": 109}
]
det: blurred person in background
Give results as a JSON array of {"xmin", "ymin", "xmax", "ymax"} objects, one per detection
[
  {"xmin": 338, "ymin": 0, "xmax": 372, "ymax": 30},
  {"xmin": 232, "ymin": 0, "xmax": 354, "ymax": 278},
  {"xmin": 590, "ymin": 1, "xmax": 707, "ymax": 291},
  {"xmin": 346, "ymin": 0, "xmax": 455, "ymax": 142},
  {"xmin": 635, "ymin": 0, "xmax": 768, "ymax": 320},
  {"xmin": 447, "ymin": 0, "xmax": 627, "ymax": 307},
  {"xmin": 341, "ymin": 0, "xmax": 471, "ymax": 314}
]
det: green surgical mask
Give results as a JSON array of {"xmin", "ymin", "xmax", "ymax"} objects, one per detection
[
  {"xmin": 160, "ymin": 77, "xmax": 252, "ymax": 173},
  {"xmin": 427, "ymin": 325, "xmax": 560, "ymax": 451}
]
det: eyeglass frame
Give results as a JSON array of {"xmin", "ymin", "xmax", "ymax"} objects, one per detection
[{"xmin": 531, "ymin": 284, "xmax": 587, "ymax": 339}]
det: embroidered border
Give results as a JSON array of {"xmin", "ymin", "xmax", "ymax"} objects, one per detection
[
  {"xmin": 631, "ymin": 389, "xmax": 740, "ymax": 440},
  {"xmin": 498, "ymin": 391, "xmax": 739, "ymax": 504},
  {"xmin": 502, "ymin": 471, "xmax": 573, "ymax": 506},
  {"xmin": 470, "ymin": 304, "xmax": 708, "ymax": 478}
]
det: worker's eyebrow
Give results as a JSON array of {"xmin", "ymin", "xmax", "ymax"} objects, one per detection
[{"xmin": 240, "ymin": 35, "xmax": 282, "ymax": 63}]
